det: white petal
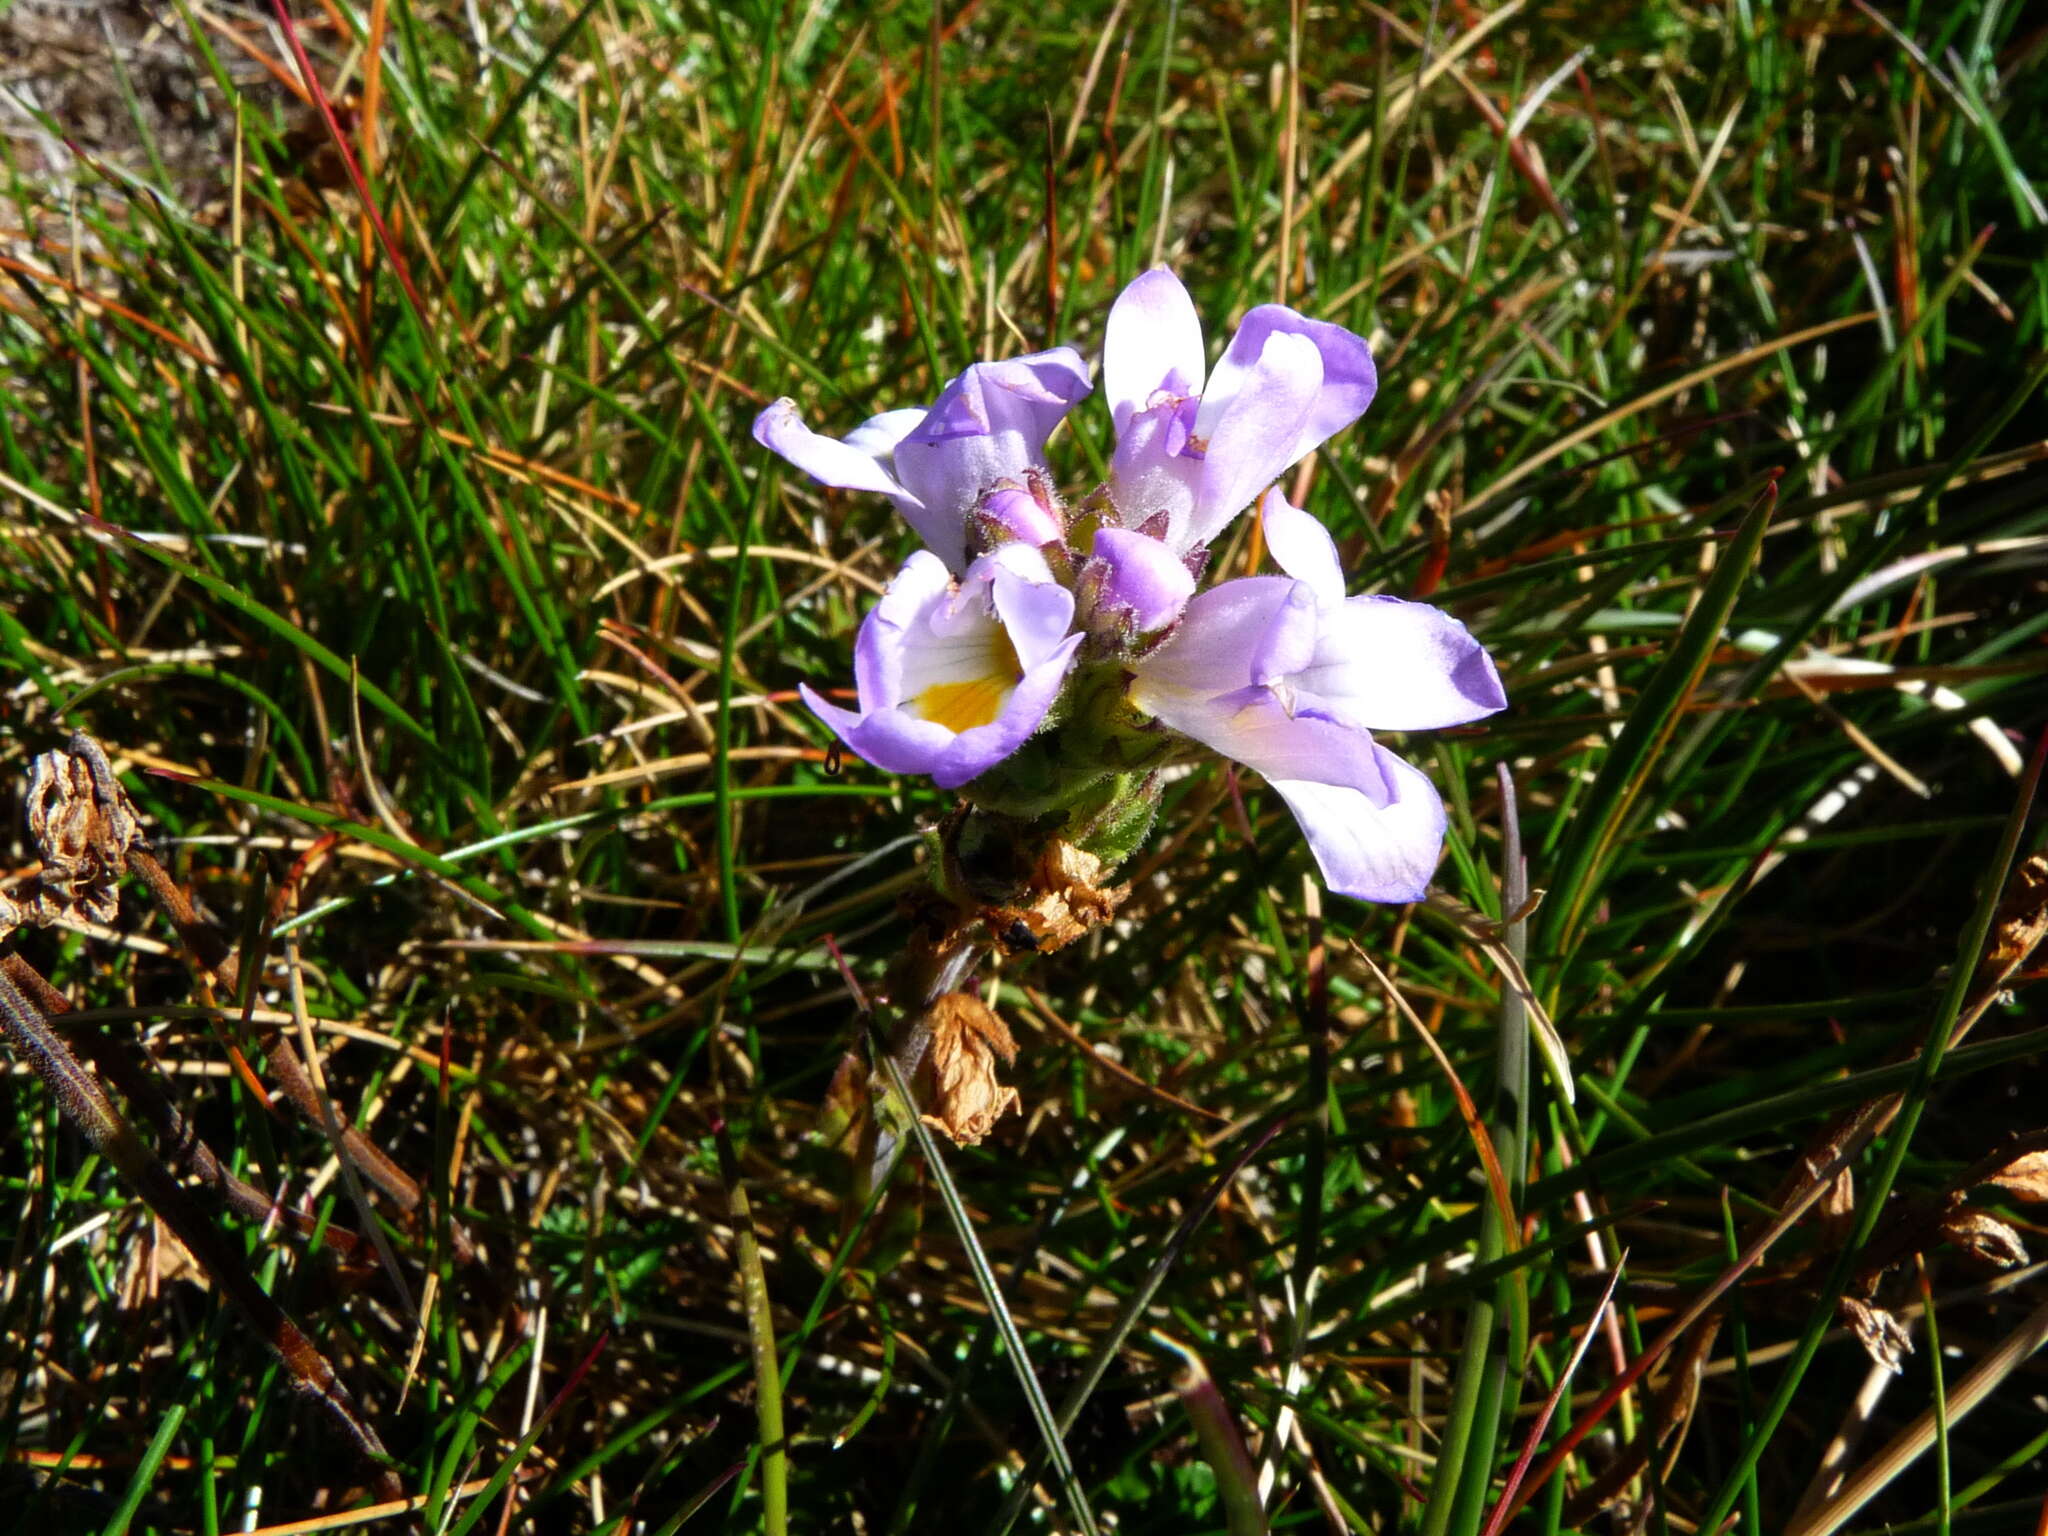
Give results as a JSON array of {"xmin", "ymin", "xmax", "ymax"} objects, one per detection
[
  {"xmin": 1108, "ymin": 395, "xmax": 1203, "ymax": 548},
  {"xmin": 989, "ymin": 556, "xmax": 1078, "ymax": 672},
  {"xmin": 1187, "ymin": 330, "xmax": 1324, "ymax": 548},
  {"xmin": 1199, "ymin": 304, "xmax": 1379, "ymax": 470},
  {"xmin": 1104, "ymin": 268, "xmax": 1207, "ymax": 434},
  {"xmin": 933, "ymin": 634, "xmax": 1084, "ymax": 788},
  {"xmin": 1130, "ymin": 678, "xmax": 1387, "ymax": 793},
  {"xmin": 1128, "ymin": 576, "xmax": 1294, "ymax": 696},
  {"xmin": 1270, "ymin": 748, "xmax": 1446, "ymax": 902},
  {"xmin": 1296, "ymin": 597, "xmax": 1508, "ymax": 731},
  {"xmin": 1259, "ymin": 489, "xmax": 1345, "ymax": 607},
  {"xmin": 842, "ymin": 407, "xmax": 928, "ymax": 459},
  {"xmin": 853, "ymin": 551, "xmax": 955, "ymax": 707},
  {"xmin": 754, "ymin": 398, "xmax": 917, "ymax": 503}
]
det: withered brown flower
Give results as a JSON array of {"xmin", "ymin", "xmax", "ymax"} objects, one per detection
[
  {"xmin": 1839, "ymin": 1296, "xmax": 1912, "ymax": 1374},
  {"xmin": 1986, "ymin": 854, "xmax": 2048, "ymax": 977},
  {"xmin": 918, "ymin": 991, "xmax": 1020, "ymax": 1147},
  {"xmin": 1941, "ymin": 1208, "xmax": 2030, "ymax": 1269},
  {"xmin": 1984, "ymin": 1146, "xmax": 2048, "ymax": 1204}
]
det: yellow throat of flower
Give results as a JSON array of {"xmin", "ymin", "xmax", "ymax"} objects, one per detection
[{"xmin": 910, "ymin": 629, "xmax": 1022, "ymax": 734}]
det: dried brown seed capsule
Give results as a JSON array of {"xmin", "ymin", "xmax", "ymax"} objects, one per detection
[{"xmin": 23, "ymin": 733, "xmax": 148, "ymax": 927}]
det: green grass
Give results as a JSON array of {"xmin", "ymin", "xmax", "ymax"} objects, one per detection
[{"xmin": 1, "ymin": 0, "xmax": 2045, "ymax": 1532}]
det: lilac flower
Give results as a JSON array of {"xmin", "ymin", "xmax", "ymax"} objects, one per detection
[
  {"xmin": 797, "ymin": 544, "xmax": 1083, "ymax": 791},
  {"xmin": 1101, "ymin": 268, "xmax": 1378, "ymax": 557},
  {"xmin": 1127, "ymin": 492, "xmax": 1505, "ymax": 902},
  {"xmin": 760, "ymin": 266, "xmax": 1503, "ymax": 905},
  {"xmin": 753, "ymin": 348, "xmax": 1092, "ymax": 574}
]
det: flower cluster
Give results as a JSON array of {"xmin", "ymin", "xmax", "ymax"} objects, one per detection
[{"xmin": 755, "ymin": 269, "xmax": 1504, "ymax": 904}]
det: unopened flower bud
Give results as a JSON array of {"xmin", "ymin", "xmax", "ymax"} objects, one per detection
[
  {"xmin": 977, "ymin": 483, "xmax": 1065, "ymax": 549},
  {"xmin": 1081, "ymin": 526, "xmax": 1196, "ymax": 637}
]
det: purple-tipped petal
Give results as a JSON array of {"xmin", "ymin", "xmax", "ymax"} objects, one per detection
[
  {"xmin": 1090, "ymin": 527, "xmax": 1198, "ymax": 633},
  {"xmin": 910, "ymin": 347, "xmax": 1093, "ymax": 443},
  {"xmin": 839, "ymin": 705, "xmax": 958, "ymax": 777},
  {"xmin": 1104, "ymin": 268, "xmax": 1207, "ymax": 433},
  {"xmin": 1198, "ymin": 303, "xmax": 1378, "ymax": 468},
  {"xmin": 895, "ymin": 348, "xmax": 1093, "ymax": 572},
  {"xmin": 798, "ymin": 680, "xmax": 863, "ymax": 739},
  {"xmin": 1259, "ymin": 490, "xmax": 1345, "ymax": 607},
  {"xmin": 1188, "ymin": 330, "xmax": 1324, "ymax": 546},
  {"xmin": 755, "ymin": 398, "xmax": 919, "ymax": 503},
  {"xmin": 1298, "ymin": 597, "xmax": 1508, "ymax": 731},
  {"xmin": 801, "ymin": 681, "xmax": 952, "ymax": 777},
  {"xmin": 1270, "ymin": 746, "xmax": 1446, "ymax": 902},
  {"xmin": 931, "ymin": 633, "xmax": 1084, "ymax": 788}
]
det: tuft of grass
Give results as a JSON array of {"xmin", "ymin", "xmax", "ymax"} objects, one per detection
[{"xmin": 1, "ymin": 1, "xmax": 2045, "ymax": 1532}]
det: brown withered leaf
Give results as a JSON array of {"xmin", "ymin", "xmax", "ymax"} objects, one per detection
[
  {"xmin": 1984, "ymin": 854, "xmax": 2048, "ymax": 979},
  {"xmin": 1819, "ymin": 1168, "xmax": 1855, "ymax": 1219},
  {"xmin": 1816, "ymin": 1165, "xmax": 1857, "ymax": 1250},
  {"xmin": 918, "ymin": 991, "xmax": 1020, "ymax": 1147},
  {"xmin": 1941, "ymin": 1208, "xmax": 2030, "ymax": 1269},
  {"xmin": 1840, "ymin": 1296, "xmax": 1912, "ymax": 1374},
  {"xmin": 1983, "ymin": 1148, "xmax": 2048, "ymax": 1204},
  {"xmin": 24, "ymin": 733, "xmax": 148, "ymax": 926},
  {"xmin": 982, "ymin": 840, "xmax": 1128, "ymax": 955}
]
